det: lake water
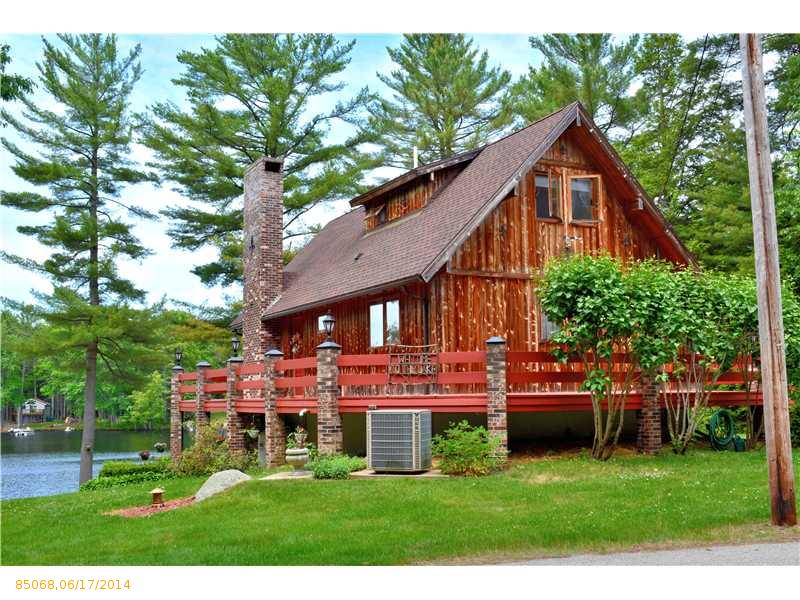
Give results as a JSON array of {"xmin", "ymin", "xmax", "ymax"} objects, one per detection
[{"xmin": 1, "ymin": 430, "xmax": 170, "ymax": 500}]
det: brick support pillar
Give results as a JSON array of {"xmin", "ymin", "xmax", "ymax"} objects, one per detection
[
  {"xmin": 316, "ymin": 341, "xmax": 343, "ymax": 456},
  {"xmin": 486, "ymin": 336, "xmax": 508, "ymax": 458},
  {"xmin": 195, "ymin": 361, "xmax": 211, "ymax": 434},
  {"xmin": 264, "ymin": 349, "xmax": 286, "ymax": 466},
  {"xmin": 170, "ymin": 365, "xmax": 184, "ymax": 459},
  {"xmin": 226, "ymin": 357, "xmax": 245, "ymax": 455},
  {"xmin": 637, "ymin": 374, "xmax": 662, "ymax": 455}
]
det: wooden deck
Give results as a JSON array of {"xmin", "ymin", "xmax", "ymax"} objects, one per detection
[{"xmin": 176, "ymin": 350, "xmax": 762, "ymax": 415}]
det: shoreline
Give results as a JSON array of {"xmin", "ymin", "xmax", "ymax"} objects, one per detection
[{"xmin": 1, "ymin": 424, "xmax": 168, "ymax": 433}]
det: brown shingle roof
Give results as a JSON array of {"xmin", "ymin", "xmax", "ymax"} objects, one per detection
[{"xmin": 264, "ymin": 104, "xmax": 579, "ymax": 320}]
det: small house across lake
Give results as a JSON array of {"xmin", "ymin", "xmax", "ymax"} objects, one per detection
[{"xmin": 170, "ymin": 102, "xmax": 761, "ymax": 464}]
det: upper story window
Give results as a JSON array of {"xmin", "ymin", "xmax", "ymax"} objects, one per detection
[
  {"xmin": 571, "ymin": 176, "xmax": 599, "ymax": 222},
  {"xmin": 535, "ymin": 172, "xmax": 561, "ymax": 219},
  {"xmin": 540, "ymin": 310, "xmax": 561, "ymax": 342},
  {"xmin": 370, "ymin": 299, "xmax": 400, "ymax": 347}
]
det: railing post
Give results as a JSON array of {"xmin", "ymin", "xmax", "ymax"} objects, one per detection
[
  {"xmin": 264, "ymin": 349, "xmax": 286, "ymax": 466},
  {"xmin": 226, "ymin": 356, "xmax": 245, "ymax": 455},
  {"xmin": 316, "ymin": 340, "xmax": 343, "ymax": 456},
  {"xmin": 486, "ymin": 336, "xmax": 508, "ymax": 458},
  {"xmin": 195, "ymin": 361, "xmax": 211, "ymax": 434},
  {"xmin": 170, "ymin": 364, "xmax": 184, "ymax": 459},
  {"xmin": 637, "ymin": 373, "xmax": 662, "ymax": 455}
]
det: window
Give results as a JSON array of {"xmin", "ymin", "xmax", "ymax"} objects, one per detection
[
  {"xmin": 317, "ymin": 315, "xmax": 326, "ymax": 332},
  {"xmin": 364, "ymin": 203, "xmax": 388, "ymax": 229},
  {"xmin": 535, "ymin": 172, "xmax": 561, "ymax": 219},
  {"xmin": 369, "ymin": 299, "xmax": 400, "ymax": 347},
  {"xmin": 376, "ymin": 204, "xmax": 387, "ymax": 226},
  {"xmin": 571, "ymin": 177, "xmax": 598, "ymax": 221},
  {"xmin": 540, "ymin": 311, "xmax": 560, "ymax": 341}
]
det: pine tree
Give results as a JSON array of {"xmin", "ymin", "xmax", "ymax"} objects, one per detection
[
  {"xmin": 1, "ymin": 34, "xmax": 158, "ymax": 483},
  {"xmin": 675, "ymin": 123, "xmax": 754, "ymax": 273},
  {"xmin": 511, "ymin": 34, "xmax": 640, "ymax": 134},
  {"xmin": 140, "ymin": 34, "xmax": 373, "ymax": 287},
  {"xmin": 764, "ymin": 34, "xmax": 800, "ymax": 293},
  {"xmin": 366, "ymin": 34, "xmax": 512, "ymax": 169},
  {"xmin": 620, "ymin": 34, "xmax": 740, "ymax": 221}
]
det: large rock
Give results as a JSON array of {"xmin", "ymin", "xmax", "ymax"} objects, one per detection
[{"xmin": 195, "ymin": 469, "xmax": 252, "ymax": 502}]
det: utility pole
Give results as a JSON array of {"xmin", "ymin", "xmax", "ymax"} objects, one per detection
[{"xmin": 739, "ymin": 33, "xmax": 797, "ymax": 526}]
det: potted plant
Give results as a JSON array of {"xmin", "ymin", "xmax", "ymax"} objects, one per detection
[{"xmin": 285, "ymin": 425, "xmax": 310, "ymax": 475}]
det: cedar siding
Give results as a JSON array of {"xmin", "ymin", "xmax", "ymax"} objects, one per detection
[{"xmin": 268, "ymin": 123, "xmax": 666, "ymax": 356}]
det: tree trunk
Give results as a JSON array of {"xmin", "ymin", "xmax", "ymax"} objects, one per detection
[
  {"xmin": 79, "ymin": 151, "xmax": 101, "ymax": 486},
  {"xmin": 79, "ymin": 341, "xmax": 98, "ymax": 484}
]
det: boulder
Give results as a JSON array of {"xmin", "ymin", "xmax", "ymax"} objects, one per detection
[{"xmin": 195, "ymin": 469, "xmax": 252, "ymax": 502}]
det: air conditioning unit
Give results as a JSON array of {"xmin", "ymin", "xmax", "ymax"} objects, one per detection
[{"xmin": 367, "ymin": 410, "xmax": 432, "ymax": 472}]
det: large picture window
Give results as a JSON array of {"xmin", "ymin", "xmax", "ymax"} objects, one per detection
[
  {"xmin": 571, "ymin": 176, "xmax": 599, "ymax": 221},
  {"xmin": 535, "ymin": 172, "xmax": 561, "ymax": 219},
  {"xmin": 369, "ymin": 299, "xmax": 400, "ymax": 347}
]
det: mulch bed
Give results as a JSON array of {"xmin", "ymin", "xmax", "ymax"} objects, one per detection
[{"xmin": 105, "ymin": 497, "xmax": 195, "ymax": 518}]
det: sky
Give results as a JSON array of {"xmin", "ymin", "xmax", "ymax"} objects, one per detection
[{"xmin": 0, "ymin": 34, "xmax": 539, "ymax": 309}]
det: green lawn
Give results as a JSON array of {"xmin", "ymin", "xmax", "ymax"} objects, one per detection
[{"xmin": 2, "ymin": 449, "xmax": 798, "ymax": 565}]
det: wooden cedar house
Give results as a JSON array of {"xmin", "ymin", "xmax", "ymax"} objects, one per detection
[
  {"xmin": 169, "ymin": 101, "xmax": 759, "ymax": 461},
  {"xmin": 234, "ymin": 102, "xmax": 691, "ymax": 362}
]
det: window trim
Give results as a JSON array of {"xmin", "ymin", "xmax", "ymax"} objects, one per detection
[
  {"xmin": 369, "ymin": 298, "xmax": 401, "ymax": 348},
  {"xmin": 569, "ymin": 174, "xmax": 601, "ymax": 225},
  {"xmin": 534, "ymin": 170, "xmax": 562, "ymax": 222}
]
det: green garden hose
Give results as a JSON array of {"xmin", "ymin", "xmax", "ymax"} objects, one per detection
[{"xmin": 709, "ymin": 409, "xmax": 736, "ymax": 450}]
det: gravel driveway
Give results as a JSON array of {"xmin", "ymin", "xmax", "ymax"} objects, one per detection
[{"xmin": 510, "ymin": 542, "xmax": 800, "ymax": 566}]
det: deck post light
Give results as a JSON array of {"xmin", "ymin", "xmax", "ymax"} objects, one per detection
[{"xmin": 322, "ymin": 313, "xmax": 336, "ymax": 341}]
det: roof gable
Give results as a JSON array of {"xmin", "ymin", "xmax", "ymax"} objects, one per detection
[{"xmin": 263, "ymin": 102, "xmax": 690, "ymax": 320}]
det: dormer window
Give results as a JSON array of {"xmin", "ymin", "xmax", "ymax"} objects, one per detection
[{"xmin": 364, "ymin": 203, "xmax": 389, "ymax": 230}]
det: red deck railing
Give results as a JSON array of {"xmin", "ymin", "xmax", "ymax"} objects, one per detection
[{"xmin": 174, "ymin": 350, "xmax": 763, "ymax": 415}]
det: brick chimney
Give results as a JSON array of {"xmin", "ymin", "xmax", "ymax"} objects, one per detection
[{"xmin": 242, "ymin": 157, "xmax": 283, "ymax": 363}]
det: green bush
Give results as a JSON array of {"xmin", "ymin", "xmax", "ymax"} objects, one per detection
[
  {"xmin": 308, "ymin": 455, "xmax": 366, "ymax": 479},
  {"xmin": 432, "ymin": 420, "xmax": 502, "ymax": 476},
  {"xmin": 171, "ymin": 426, "xmax": 257, "ymax": 476},
  {"xmin": 99, "ymin": 457, "xmax": 171, "ymax": 478},
  {"xmin": 791, "ymin": 402, "xmax": 800, "ymax": 448},
  {"xmin": 80, "ymin": 471, "xmax": 171, "ymax": 491}
]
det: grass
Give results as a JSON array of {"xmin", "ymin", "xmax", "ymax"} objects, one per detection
[{"xmin": 1, "ymin": 449, "xmax": 798, "ymax": 565}]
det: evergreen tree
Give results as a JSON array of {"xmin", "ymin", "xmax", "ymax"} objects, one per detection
[
  {"xmin": 676, "ymin": 123, "xmax": 754, "ymax": 273},
  {"xmin": 620, "ymin": 34, "xmax": 740, "ymax": 221},
  {"xmin": 366, "ymin": 34, "xmax": 512, "ymax": 169},
  {"xmin": 1, "ymin": 34, "xmax": 158, "ymax": 483},
  {"xmin": 511, "ymin": 34, "xmax": 640, "ymax": 134},
  {"xmin": 140, "ymin": 34, "xmax": 372, "ymax": 287},
  {"xmin": 765, "ymin": 34, "xmax": 800, "ymax": 154},
  {"xmin": 766, "ymin": 35, "xmax": 800, "ymax": 294}
]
